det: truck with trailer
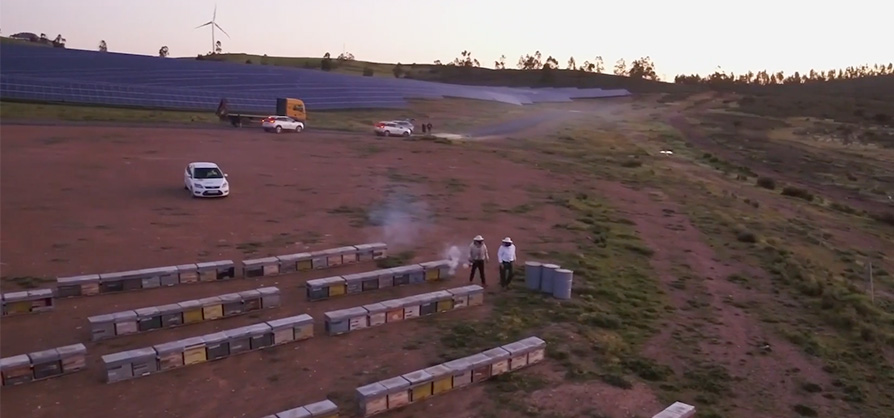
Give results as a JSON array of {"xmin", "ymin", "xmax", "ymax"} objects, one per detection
[{"xmin": 215, "ymin": 97, "xmax": 307, "ymax": 128}]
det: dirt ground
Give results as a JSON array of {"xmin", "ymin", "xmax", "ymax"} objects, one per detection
[
  {"xmin": 0, "ymin": 122, "xmax": 580, "ymax": 418},
  {"xmin": 2, "ymin": 95, "xmax": 892, "ymax": 418}
]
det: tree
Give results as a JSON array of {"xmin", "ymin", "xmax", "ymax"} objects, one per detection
[
  {"xmin": 214, "ymin": 40, "xmax": 222, "ymax": 54},
  {"xmin": 158, "ymin": 46, "xmax": 169, "ymax": 58},
  {"xmin": 337, "ymin": 52, "xmax": 355, "ymax": 61},
  {"xmin": 51, "ymin": 34, "xmax": 66, "ymax": 48},
  {"xmin": 452, "ymin": 50, "xmax": 480, "ymax": 67},
  {"xmin": 393, "ymin": 63, "xmax": 404, "ymax": 78},
  {"xmin": 580, "ymin": 61, "xmax": 596, "ymax": 72},
  {"xmin": 613, "ymin": 58, "xmax": 627, "ymax": 76},
  {"xmin": 567, "ymin": 56, "xmax": 576, "ymax": 70},
  {"xmin": 594, "ymin": 56, "xmax": 605, "ymax": 73},
  {"xmin": 39, "ymin": 33, "xmax": 47, "ymax": 41},
  {"xmin": 98, "ymin": 40, "xmax": 108, "ymax": 52},
  {"xmin": 321, "ymin": 53, "xmax": 333, "ymax": 71},
  {"xmin": 542, "ymin": 56, "xmax": 559, "ymax": 70},
  {"xmin": 433, "ymin": 60, "xmax": 442, "ymax": 65},
  {"xmin": 517, "ymin": 51, "xmax": 543, "ymax": 70},
  {"xmin": 628, "ymin": 56, "xmax": 659, "ymax": 80},
  {"xmin": 495, "ymin": 55, "xmax": 506, "ymax": 70}
]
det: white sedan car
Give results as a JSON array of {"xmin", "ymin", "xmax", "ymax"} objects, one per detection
[
  {"xmin": 262, "ymin": 116, "xmax": 305, "ymax": 133},
  {"xmin": 184, "ymin": 162, "xmax": 230, "ymax": 198},
  {"xmin": 374, "ymin": 121, "xmax": 412, "ymax": 137}
]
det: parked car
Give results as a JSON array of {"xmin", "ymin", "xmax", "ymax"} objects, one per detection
[
  {"xmin": 388, "ymin": 120, "xmax": 415, "ymax": 133},
  {"xmin": 374, "ymin": 121, "xmax": 412, "ymax": 137},
  {"xmin": 262, "ymin": 116, "xmax": 305, "ymax": 133},
  {"xmin": 184, "ymin": 162, "xmax": 230, "ymax": 198}
]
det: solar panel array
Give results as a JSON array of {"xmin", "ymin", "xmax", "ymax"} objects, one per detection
[{"xmin": 0, "ymin": 44, "xmax": 630, "ymax": 112}]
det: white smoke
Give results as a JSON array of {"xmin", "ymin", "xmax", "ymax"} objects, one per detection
[
  {"xmin": 366, "ymin": 189, "xmax": 431, "ymax": 247},
  {"xmin": 444, "ymin": 245, "xmax": 464, "ymax": 275}
]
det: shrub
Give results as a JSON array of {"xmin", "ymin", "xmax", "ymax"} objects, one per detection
[
  {"xmin": 320, "ymin": 57, "xmax": 332, "ymax": 71},
  {"xmin": 362, "ymin": 67, "xmax": 374, "ymax": 76},
  {"xmin": 781, "ymin": 186, "xmax": 814, "ymax": 201},
  {"xmin": 756, "ymin": 176, "xmax": 776, "ymax": 190},
  {"xmin": 736, "ymin": 230, "xmax": 757, "ymax": 243},
  {"xmin": 620, "ymin": 159, "xmax": 642, "ymax": 168},
  {"xmin": 245, "ymin": 59, "xmax": 252, "ymax": 64},
  {"xmin": 870, "ymin": 211, "xmax": 894, "ymax": 226}
]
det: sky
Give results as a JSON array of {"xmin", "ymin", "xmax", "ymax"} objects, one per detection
[{"xmin": 1, "ymin": 0, "xmax": 892, "ymax": 79}]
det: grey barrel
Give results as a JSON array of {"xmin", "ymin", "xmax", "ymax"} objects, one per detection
[
  {"xmin": 540, "ymin": 264, "xmax": 560, "ymax": 294},
  {"xmin": 552, "ymin": 269, "xmax": 574, "ymax": 300},
  {"xmin": 524, "ymin": 261, "xmax": 543, "ymax": 291}
]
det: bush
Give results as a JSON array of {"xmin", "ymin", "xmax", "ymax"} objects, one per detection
[
  {"xmin": 620, "ymin": 159, "xmax": 642, "ymax": 168},
  {"xmin": 362, "ymin": 67, "xmax": 374, "ymax": 76},
  {"xmin": 245, "ymin": 59, "xmax": 252, "ymax": 64},
  {"xmin": 781, "ymin": 186, "xmax": 814, "ymax": 201},
  {"xmin": 320, "ymin": 57, "xmax": 332, "ymax": 71},
  {"xmin": 756, "ymin": 176, "xmax": 776, "ymax": 190},
  {"xmin": 736, "ymin": 230, "xmax": 757, "ymax": 243},
  {"xmin": 870, "ymin": 211, "xmax": 894, "ymax": 226}
]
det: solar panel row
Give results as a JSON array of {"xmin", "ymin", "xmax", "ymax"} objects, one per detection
[{"xmin": 0, "ymin": 44, "xmax": 631, "ymax": 111}]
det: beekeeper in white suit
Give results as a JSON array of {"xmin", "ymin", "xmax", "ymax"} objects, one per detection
[
  {"xmin": 497, "ymin": 237, "xmax": 517, "ymax": 289},
  {"xmin": 468, "ymin": 235, "xmax": 489, "ymax": 286}
]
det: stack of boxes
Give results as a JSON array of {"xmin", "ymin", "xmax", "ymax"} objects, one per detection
[
  {"xmin": 87, "ymin": 287, "xmax": 281, "ymax": 340},
  {"xmin": 0, "ymin": 289, "xmax": 55, "ymax": 316},
  {"xmin": 101, "ymin": 314, "xmax": 314, "ymax": 383},
  {"xmin": 242, "ymin": 243, "xmax": 387, "ymax": 278},
  {"xmin": 0, "ymin": 343, "xmax": 87, "ymax": 386},
  {"xmin": 324, "ymin": 285, "xmax": 484, "ymax": 336},
  {"xmin": 262, "ymin": 399, "xmax": 339, "ymax": 418},
  {"xmin": 355, "ymin": 337, "xmax": 547, "ymax": 416},
  {"xmin": 306, "ymin": 259, "xmax": 453, "ymax": 301},
  {"xmin": 55, "ymin": 260, "xmax": 236, "ymax": 297}
]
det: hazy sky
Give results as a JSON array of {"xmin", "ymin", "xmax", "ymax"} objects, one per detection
[{"xmin": 2, "ymin": 0, "xmax": 891, "ymax": 78}]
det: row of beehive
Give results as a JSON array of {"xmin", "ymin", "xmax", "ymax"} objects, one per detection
[
  {"xmin": 355, "ymin": 336, "xmax": 546, "ymax": 417},
  {"xmin": 524, "ymin": 261, "xmax": 574, "ymax": 300},
  {"xmin": 87, "ymin": 287, "xmax": 281, "ymax": 341},
  {"xmin": 306, "ymin": 259, "xmax": 452, "ymax": 301},
  {"xmin": 243, "ymin": 243, "xmax": 387, "ymax": 278},
  {"xmin": 101, "ymin": 314, "xmax": 314, "ymax": 383},
  {"xmin": 1, "ymin": 288, "xmax": 54, "ymax": 316},
  {"xmin": 56, "ymin": 260, "xmax": 236, "ymax": 298},
  {"xmin": 261, "ymin": 399, "xmax": 339, "ymax": 418},
  {"xmin": 652, "ymin": 402, "xmax": 696, "ymax": 418},
  {"xmin": 0, "ymin": 343, "xmax": 87, "ymax": 386},
  {"xmin": 324, "ymin": 285, "xmax": 484, "ymax": 336}
]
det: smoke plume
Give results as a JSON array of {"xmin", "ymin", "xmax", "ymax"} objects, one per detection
[
  {"xmin": 366, "ymin": 188, "xmax": 431, "ymax": 247},
  {"xmin": 444, "ymin": 245, "xmax": 464, "ymax": 275}
]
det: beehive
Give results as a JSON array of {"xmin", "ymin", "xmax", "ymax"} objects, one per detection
[
  {"xmin": 353, "ymin": 243, "xmax": 376, "ymax": 261},
  {"xmin": 158, "ymin": 266, "xmax": 180, "ymax": 286},
  {"xmin": 267, "ymin": 316, "xmax": 297, "ymax": 344},
  {"xmin": 420, "ymin": 260, "xmax": 442, "ymax": 281},
  {"xmin": 501, "ymin": 340, "xmax": 530, "ymax": 371},
  {"xmin": 443, "ymin": 356, "xmax": 475, "ymax": 388},
  {"xmin": 296, "ymin": 254, "xmax": 314, "ymax": 271},
  {"xmin": 323, "ymin": 276, "xmax": 347, "ymax": 297},
  {"xmin": 652, "ymin": 401, "xmax": 697, "ymax": 418},
  {"xmin": 292, "ymin": 314, "xmax": 315, "ymax": 340},
  {"xmin": 363, "ymin": 303, "xmax": 387, "ymax": 327},
  {"xmin": 324, "ymin": 248, "xmax": 345, "ymax": 267},
  {"xmin": 369, "ymin": 242, "xmax": 388, "ymax": 259},
  {"xmin": 430, "ymin": 290, "xmax": 455, "ymax": 312},
  {"xmin": 325, "ymin": 307, "xmax": 367, "ymax": 335},
  {"xmin": 382, "ymin": 299, "xmax": 405, "ymax": 322},
  {"xmin": 225, "ymin": 327, "xmax": 252, "ymax": 355},
  {"xmin": 306, "ymin": 278, "xmax": 330, "ymax": 301},
  {"xmin": 179, "ymin": 300, "xmax": 204, "ymax": 324},
  {"xmin": 447, "ymin": 286, "xmax": 470, "ymax": 308},
  {"xmin": 520, "ymin": 336, "xmax": 547, "ymax": 364},
  {"xmin": 139, "ymin": 267, "xmax": 164, "ymax": 288},
  {"xmin": 154, "ymin": 340, "xmax": 185, "ymax": 370},
  {"xmin": 112, "ymin": 310, "xmax": 139, "ymax": 336},
  {"xmin": 356, "ymin": 382, "xmax": 389, "ymax": 416},
  {"xmin": 1, "ymin": 354, "xmax": 32, "ymax": 386},
  {"xmin": 467, "ymin": 285, "xmax": 485, "ymax": 306},
  {"xmin": 196, "ymin": 262, "xmax": 218, "ymax": 282},
  {"xmin": 339, "ymin": 246, "xmax": 360, "ymax": 264},
  {"xmin": 361, "ymin": 272, "xmax": 380, "ymax": 291},
  {"xmin": 258, "ymin": 287, "xmax": 281, "ymax": 308},
  {"xmin": 57, "ymin": 344, "xmax": 87, "ymax": 373},
  {"xmin": 424, "ymin": 364, "xmax": 454, "ymax": 395},
  {"xmin": 101, "ymin": 350, "xmax": 135, "ymax": 383},
  {"xmin": 275, "ymin": 407, "xmax": 312, "ymax": 418},
  {"xmin": 121, "ymin": 272, "xmax": 143, "ymax": 291},
  {"xmin": 88, "ymin": 313, "xmax": 116, "ymax": 341},
  {"xmin": 303, "ymin": 399, "xmax": 338, "ymax": 418},
  {"xmin": 29, "ymin": 348, "xmax": 63, "ymax": 379},
  {"xmin": 129, "ymin": 347, "xmax": 159, "ymax": 377},
  {"xmin": 56, "ymin": 274, "xmax": 92, "ymax": 298},
  {"xmin": 204, "ymin": 332, "xmax": 230, "ymax": 361},
  {"xmin": 402, "ymin": 297, "xmax": 421, "ymax": 319},
  {"xmin": 199, "ymin": 296, "xmax": 224, "ymax": 320},
  {"xmin": 481, "ymin": 347, "xmax": 511, "ymax": 376},
  {"xmin": 176, "ymin": 264, "xmax": 199, "ymax": 284},
  {"xmin": 197, "ymin": 260, "xmax": 233, "ymax": 281},
  {"xmin": 158, "ymin": 303, "xmax": 183, "ymax": 328},
  {"xmin": 342, "ymin": 272, "xmax": 365, "ymax": 294},
  {"xmin": 247, "ymin": 323, "xmax": 274, "ymax": 350},
  {"xmin": 3, "ymin": 292, "xmax": 31, "ymax": 314},
  {"xmin": 376, "ymin": 268, "xmax": 394, "ymax": 288},
  {"xmin": 310, "ymin": 251, "xmax": 329, "ymax": 269},
  {"xmin": 80, "ymin": 274, "xmax": 101, "ymax": 296},
  {"xmin": 418, "ymin": 293, "xmax": 437, "ymax": 316},
  {"xmin": 219, "ymin": 292, "xmax": 243, "ymax": 316},
  {"xmin": 470, "ymin": 353, "xmax": 493, "ymax": 382},
  {"xmin": 135, "ymin": 306, "xmax": 163, "ymax": 332},
  {"xmin": 28, "ymin": 289, "xmax": 55, "ymax": 312},
  {"xmin": 408, "ymin": 266, "xmax": 425, "ymax": 284},
  {"xmin": 401, "ymin": 369, "xmax": 433, "ymax": 402},
  {"xmin": 391, "ymin": 266, "xmax": 411, "ymax": 286},
  {"xmin": 182, "ymin": 337, "xmax": 207, "ymax": 365},
  {"xmin": 378, "ymin": 376, "xmax": 411, "ymax": 409},
  {"xmin": 242, "ymin": 258, "xmax": 271, "ymax": 278},
  {"xmin": 240, "ymin": 289, "xmax": 263, "ymax": 311},
  {"xmin": 99, "ymin": 272, "xmax": 125, "ymax": 293},
  {"xmin": 277, "ymin": 253, "xmax": 309, "ymax": 274}
]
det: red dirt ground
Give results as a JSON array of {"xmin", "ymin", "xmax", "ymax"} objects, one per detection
[{"xmin": 0, "ymin": 124, "xmax": 578, "ymax": 418}]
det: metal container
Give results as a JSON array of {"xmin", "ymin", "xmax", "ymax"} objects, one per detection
[
  {"xmin": 356, "ymin": 382, "xmax": 389, "ymax": 416},
  {"xmin": 401, "ymin": 369, "xmax": 434, "ymax": 403},
  {"xmin": 135, "ymin": 306, "xmax": 163, "ymax": 332},
  {"xmin": 524, "ymin": 261, "xmax": 543, "ymax": 291},
  {"xmin": 552, "ymin": 268, "xmax": 574, "ymax": 300},
  {"xmin": 481, "ymin": 347, "xmax": 511, "ymax": 376},
  {"xmin": 258, "ymin": 287, "xmax": 281, "ymax": 308},
  {"xmin": 539, "ymin": 263, "xmax": 560, "ymax": 294},
  {"xmin": 378, "ymin": 376, "xmax": 411, "ymax": 409},
  {"xmin": 363, "ymin": 302, "xmax": 387, "ymax": 327},
  {"xmin": 88, "ymin": 313, "xmax": 116, "ymax": 340},
  {"xmin": 204, "ymin": 332, "xmax": 230, "ymax": 360},
  {"xmin": 158, "ymin": 303, "xmax": 183, "ymax": 328}
]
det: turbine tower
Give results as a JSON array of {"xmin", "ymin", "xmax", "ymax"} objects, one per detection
[{"xmin": 195, "ymin": 4, "xmax": 230, "ymax": 54}]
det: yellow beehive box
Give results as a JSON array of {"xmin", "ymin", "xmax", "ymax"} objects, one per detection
[
  {"xmin": 402, "ymin": 370, "xmax": 433, "ymax": 402},
  {"xmin": 199, "ymin": 297, "xmax": 223, "ymax": 321},
  {"xmin": 328, "ymin": 283, "xmax": 346, "ymax": 297},
  {"xmin": 436, "ymin": 299, "xmax": 453, "ymax": 312},
  {"xmin": 182, "ymin": 337, "xmax": 207, "ymax": 365},
  {"xmin": 81, "ymin": 282, "xmax": 100, "ymax": 296},
  {"xmin": 425, "ymin": 364, "xmax": 453, "ymax": 395},
  {"xmin": 424, "ymin": 269, "xmax": 439, "ymax": 281},
  {"xmin": 6, "ymin": 301, "xmax": 31, "ymax": 314},
  {"xmin": 180, "ymin": 300, "xmax": 204, "ymax": 324}
]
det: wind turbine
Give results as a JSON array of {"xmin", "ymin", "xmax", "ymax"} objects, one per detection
[{"xmin": 195, "ymin": 4, "xmax": 230, "ymax": 54}]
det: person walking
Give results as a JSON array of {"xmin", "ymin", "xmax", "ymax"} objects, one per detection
[
  {"xmin": 468, "ymin": 235, "xmax": 489, "ymax": 286},
  {"xmin": 497, "ymin": 237, "xmax": 516, "ymax": 289}
]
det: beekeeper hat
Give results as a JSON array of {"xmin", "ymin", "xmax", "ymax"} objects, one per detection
[
  {"xmin": 502, "ymin": 237, "xmax": 513, "ymax": 244},
  {"xmin": 473, "ymin": 235, "xmax": 484, "ymax": 241}
]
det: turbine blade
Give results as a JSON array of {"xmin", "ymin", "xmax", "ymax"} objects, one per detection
[
  {"xmin": 213, "ymin": 4, "xmax": 217, "ymax": 20},
  {"xmin": 195, "ymin": 21, "xmax": 212, "ymax": 29},
  {"xmin": 214, "ymin": 23, "xmax": 230, "ymax": 38}
]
